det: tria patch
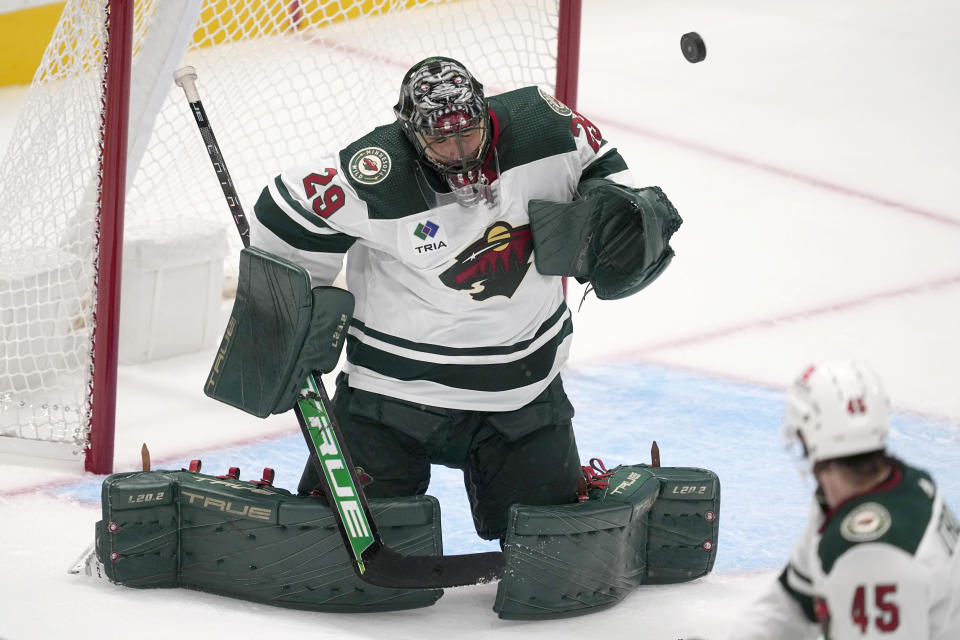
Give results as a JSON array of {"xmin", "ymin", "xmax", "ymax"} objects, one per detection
[
  {"xmin": 537, "ymin": 87, "xmax": 572, "ymax": 116},
  {"xmin": 407, "ymin": 218, "xmax": 447, "ymax": 255},
  {"xmin": 348, "ymin": 147, "xmax": 391, "ymax": 184},
  {"xmin": 840, "ymin": 502, "xmax": 892, "ymax": 542},
  {"xmin": 413, "ymin": 220, "xmax": 438, "ymax": 241}
]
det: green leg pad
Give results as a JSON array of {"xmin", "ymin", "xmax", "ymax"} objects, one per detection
[
  {"xmin": 493, "ymin": 464, "xmax": 720, "ymax": 620},
  {"xmin": 96, "ymin": 471, "xmax": 442, "ymax": 612},
  {"xmin": 494, "ymin": 468, "xmax": 660, "ymax": 619},
  {"xmin": 643, "ymin": 466, "xmax": 720, "ymax": 584},
  {"xmin": 97, "ymin": 470, "xmax": 179, "ymax": 587}
]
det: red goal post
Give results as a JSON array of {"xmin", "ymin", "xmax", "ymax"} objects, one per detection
[{"xmin": 0, "ymin": 0, "xmax": 582, "ymax": 474}]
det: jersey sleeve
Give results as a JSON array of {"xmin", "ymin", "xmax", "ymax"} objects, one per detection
[
  {"xmin": 727, "ymin": 502, "xmax": 824, "ymax": 640},
  {"xmin": 821, "ymin": 544, "xmax": 931, "ymax": 639},
  {"xmin": 726, "ymin": 574, "xmax": 821, "ymax": 640},
  {"xmin": 779, "ymin": 502, "xmax": 825, "ymax": 621},
  {"xmin": 250, "ymin": 164, "xmax": 364, "ymax": 286},
  {"xmin": 569, "ymin": 108, "xmax": 635, "ymax": 189}
]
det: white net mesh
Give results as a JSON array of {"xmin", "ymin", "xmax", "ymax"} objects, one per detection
[{"xmin": 0, "ymin": 0, "xmax": 564, "ymax": 457}]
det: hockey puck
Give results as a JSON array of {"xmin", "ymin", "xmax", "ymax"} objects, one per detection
[{"xmin": 681, "ymin": 32, "xmax": 706, "ymax": 63}]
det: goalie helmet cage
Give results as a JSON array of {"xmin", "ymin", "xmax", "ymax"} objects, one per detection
[{"xmin": 0, "ymin": 0, "xmax": 582, "ymax": 474}]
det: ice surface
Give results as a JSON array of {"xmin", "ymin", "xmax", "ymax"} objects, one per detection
[{"xmin": 1, "ymin": 1, "xmax": 958, "ymax": 638}]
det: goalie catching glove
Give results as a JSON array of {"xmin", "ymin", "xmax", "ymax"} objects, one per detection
[{"xmin": 529, "ymin": 179, "xmax": 682, "ymax": 300}]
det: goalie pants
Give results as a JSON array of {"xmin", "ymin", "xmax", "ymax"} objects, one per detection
[{"xmin": 297, "ymin": 373, "xmax": 581, "ymax": 540}]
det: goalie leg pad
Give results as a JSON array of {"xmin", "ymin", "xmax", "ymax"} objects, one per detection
[
  {"xmin": 644, "ymin": 465, "xmax": 721, "ymax": 584},
  {"xmin": 492, "ymin": 464, "xmax": 720, "ymax": 620},
  {"xmin": 96, "ymin": 470, "xmax": 442, "ymax": 612}
]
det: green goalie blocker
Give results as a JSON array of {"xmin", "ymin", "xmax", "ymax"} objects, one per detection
[
  {"xmin": 205, "ymin": 246, "xmax": 353, "ymax": 417},
  {"xmin": 95, "ymin": 470, "xmax": 443, "ymax": 612},
  {"xmin": 493, "ymin": 464, "xmax": 720, "ymax": 620}
]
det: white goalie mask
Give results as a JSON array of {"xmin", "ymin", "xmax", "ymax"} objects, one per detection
[
  {"xmin": 783, "ymin": 361, "xmax": 890, "ymax": 468},
  {"xmin": 394, "ymin": 56, "xmax": 494, "ymax": 206}
]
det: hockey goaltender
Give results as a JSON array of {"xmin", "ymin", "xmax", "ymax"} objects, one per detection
[{"xmin": 87, "ymin": 57, "xmax": 720, "ymax": 620}]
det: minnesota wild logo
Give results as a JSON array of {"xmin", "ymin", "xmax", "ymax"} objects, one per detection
[
  {"xmin": 348, "ymin": 147, "xmax": 391, "ymax": 184},
  {"xmin": 439, "ymin": 221, "xmax": 533, "ymax": 301},
  {"xmin": 840, "ymin": 502, "xmax": 892, "ymax": 542},
  {"xmin": 537, "ymin": 87, "xmax": 572, "ymax": 116}
]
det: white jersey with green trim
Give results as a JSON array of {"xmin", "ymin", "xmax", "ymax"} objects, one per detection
[
  {"xmin": 729, "ymin": 461, "xmax": 960, "ymax": 640},
  {"xmin": 250, "ymin": 86, "xmax": 632, "ymax": 410}
]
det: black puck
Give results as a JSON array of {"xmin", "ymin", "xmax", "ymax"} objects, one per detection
[{"xmin": 681, "ymin": 32, "xmax": 706, "ymax": 63}]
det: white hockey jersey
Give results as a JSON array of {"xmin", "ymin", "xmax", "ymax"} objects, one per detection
[
  {"xmin": 730, "ymin": 461, "xmax": 960, "ymax": 640},
  {"xmin": 250, "ymin": 86, "xmax": 633, "ymax": 410}
]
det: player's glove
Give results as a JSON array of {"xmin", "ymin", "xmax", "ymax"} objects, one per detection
[
  {"xmin": 204, "ymin": 247, "xmax": 353, "ymax": 417},
  {"xmin": 529, "ymin": 179, "xmax": 682, "ymax": 300}
]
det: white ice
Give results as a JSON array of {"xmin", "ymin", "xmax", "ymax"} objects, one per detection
[{"xmin": 1, "ymin": 1, "xmax": 959, "ymax": 638}]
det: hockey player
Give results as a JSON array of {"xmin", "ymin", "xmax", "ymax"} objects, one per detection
[
  {"xmin": 728, "ymin": 362, "xmax": 960, "ymax": 639},
  {"xmin": 249, "ymin": 56, "xmax": 681, "ymax": 541}
]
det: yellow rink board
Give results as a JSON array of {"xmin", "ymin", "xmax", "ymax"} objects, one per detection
[
  {"xmin": 1, "ymin": 0, "xmax": 419, "ymax": 87},
  {"xmin": 0, "ymin": 3, "xmax": 65, "ymax": 86}
]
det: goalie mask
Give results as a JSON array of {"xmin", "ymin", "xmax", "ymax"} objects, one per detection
[
  {"xmin": 782, "ymin": 361, "xmax": 890, "ymax": 469},
  {"xmin": 394, "ymin": 56, "xmax": 494, "ymax": 206}
]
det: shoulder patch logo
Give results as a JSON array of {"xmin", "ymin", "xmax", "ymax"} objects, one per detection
[
  {"xmin": 840, "ymin": 502, "xmax": 892, "ymax": 543},
  {"xmin": 537, "ymin": 87, "xmax": 572, "ymax": 116},
  {"xmin": 348, "ymin": 147, "xmax": 391, "ymax": 184}
]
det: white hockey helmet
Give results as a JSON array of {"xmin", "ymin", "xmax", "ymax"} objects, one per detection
[{"xmin": 783, "ymin": 361, "xmax": 890, "ymax": 467}]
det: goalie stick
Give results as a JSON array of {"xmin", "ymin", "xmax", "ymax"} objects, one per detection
[{"xmin": 173, "ymin": 66, "xmax": 504, "ymax": 589}]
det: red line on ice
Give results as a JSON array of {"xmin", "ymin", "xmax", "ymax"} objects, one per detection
[
  {"xmin": 600, "ymin": 118, "xmax": 960, "ymax": 229},
  {"xmin": 630, "ymin": 273, "xmax": 960, "ymax": 355}
]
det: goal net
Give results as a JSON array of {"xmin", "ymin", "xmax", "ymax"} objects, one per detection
[{"xmin": 0, "ymin": 0, "xmax": 580, "ymax": 472}]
